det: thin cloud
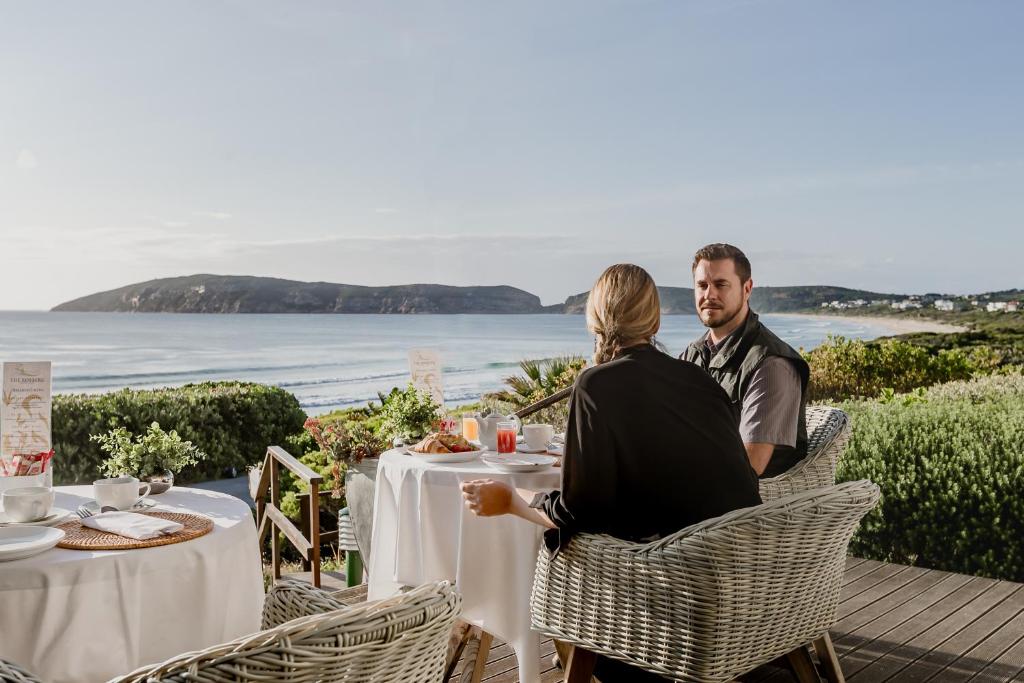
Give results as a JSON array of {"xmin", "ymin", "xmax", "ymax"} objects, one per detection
[
  {"xmin": 15, "ymin": 150, "xmax": 38, "ymax": 169},
  {"xmin": 161, "ymin": 221, "xmax": 190, "ymax": 228},
  {"xmin": 193, "ymin": 211, "xmax": 233, "ymax": 220}
]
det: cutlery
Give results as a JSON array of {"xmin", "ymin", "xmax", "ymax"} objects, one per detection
[{"xmin": 75, "ymin": 505, "xmax": 118, "ymax": 519}]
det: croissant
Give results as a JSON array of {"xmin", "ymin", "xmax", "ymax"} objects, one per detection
[{"xmin": 411, "ymin": 435, "xmax": 451, "ymax": 454}]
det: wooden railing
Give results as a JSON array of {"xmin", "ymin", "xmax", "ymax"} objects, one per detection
[
  {"xmin": 252, "ymin": 446, "xmax": 324, "ymax": 587},
  {"xmin": 514, "ymin": 386, "xmax": 572, "ymax": 419}
]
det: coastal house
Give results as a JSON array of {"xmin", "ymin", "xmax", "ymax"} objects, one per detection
[{"xmin": 933, "ymin": 299, "xmax": 955, "ymax": 311}]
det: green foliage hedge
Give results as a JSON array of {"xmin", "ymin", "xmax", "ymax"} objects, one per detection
[
  {"xmin": 837, "ymin": 373, "xmax": 1024, "ymax": 581},
  {"xmin": 805, "ymin": 335, "xmax": 986, "ymax": 402},
  {"xmin": 53, "ymin": 382, "xmax": 306, "ymax": 485}
]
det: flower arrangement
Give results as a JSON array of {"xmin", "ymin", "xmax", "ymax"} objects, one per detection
[
  {"xmin": 92, "ymin": 422, "xmax": 205, "ymax": 479},
  {"xmin": 303, "ymin": 417, "xmax": 385, "ymax": 496}
]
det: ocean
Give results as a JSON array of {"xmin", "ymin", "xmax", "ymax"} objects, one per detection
[{"xmin": 0, "ymin": 312, "xmax": 892, "ymax": 414}]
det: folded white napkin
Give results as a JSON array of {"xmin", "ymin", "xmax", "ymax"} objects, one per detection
[{"xmin": 82, "ymin": 511, "xmax": 184, "ymax": 540}]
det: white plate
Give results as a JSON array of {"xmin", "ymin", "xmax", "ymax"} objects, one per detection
[
  {"xmin": 0, "ymin": 526, "xmax": 65, "ymax": 562},
  {"xmin": 404, "ymin": 447, "xmax": 486, "ymax": 464},
  {"xmin": 481, "ymin": 454, "xmax": 557, "ymax": 473},
  {"xmin": 81, "ymin": 498, "xmax": 156, "ymax": 514},
  {"xmin": 0, "ymin": 507, "xmax": 72, "ymax": 527},
  {"xmin": 516, "ymin": 445, "xmax": 549, "ymax": 454}
]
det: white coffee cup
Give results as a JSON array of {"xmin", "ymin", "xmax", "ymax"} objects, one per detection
[
  {"xmin": 2, "ymin": 486, "xmax": 55, "ymax": 522},
  {"xmin": 94, "ymin": 476, "xmax": 151, "ymax": 511},
  {"xmin": 523, "ymin": 424, "xmax": 555, "ymax": 451}
]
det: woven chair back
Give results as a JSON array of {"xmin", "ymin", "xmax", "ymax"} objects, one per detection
[
  {"xmin": 113, "ymin": 580, "xmax": 461, "ymax": 683},
  {"xmin": 759, "ymin": 405, "xmax": 851, "ymax": 501},
  {"xmin": 532, "ymin": 480, "xmax": 879, "ymax": 682},
  {"xmin": 0, "ymin": 659, "xmax": 41, "ymax": 683}
]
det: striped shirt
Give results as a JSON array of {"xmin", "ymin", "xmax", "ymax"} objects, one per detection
[{"xmin": 703, "ymin": 336, "xmax": 802, "ymax": 448}]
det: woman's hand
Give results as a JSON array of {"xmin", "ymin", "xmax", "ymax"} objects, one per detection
[{"xmin": 461, "ymin": 479, "xmax": 514, "ymax": 516}]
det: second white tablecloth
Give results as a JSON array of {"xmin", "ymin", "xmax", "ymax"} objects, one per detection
[{"xmin": 368, "ymin": 448, "xmax": 560, "ymax": 683}]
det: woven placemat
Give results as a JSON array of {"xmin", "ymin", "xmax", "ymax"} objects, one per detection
[{"xmin": 56, "ymin": 511, "xmax": 214, "ymax": 551}]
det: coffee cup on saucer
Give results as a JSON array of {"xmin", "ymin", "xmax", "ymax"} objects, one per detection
[
  {"xmin": 523, "ymin": 424, "xmax": 556, "ymax": 451},
  {"xmin": 94, "ymin": 476, "xmax": 151, "ymax": 511},
  {"xmin": 1, "ymin": 486, "xmax": 55, "ymax": 523}
]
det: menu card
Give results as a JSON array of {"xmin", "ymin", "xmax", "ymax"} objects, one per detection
[
  {"xmin": 1, "ymin": 361, "xmax": 53, "ymax": 480},
  {"xmin": 408, "ymin": 349, "xmax": 444, "ymax": 405}
]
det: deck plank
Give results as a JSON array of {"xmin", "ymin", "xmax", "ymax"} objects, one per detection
[
  {"xmin": 838, "ymin": 574, "xmax": 986, "ymax": 678},
  {"xmin": 287, "ymin": 559, "xmax": 1024, "ymax": 683}
]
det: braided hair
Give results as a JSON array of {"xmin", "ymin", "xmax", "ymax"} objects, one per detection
[{"xmin": 585, "ymin": 264, "xmax": 661, "ymax": 365}]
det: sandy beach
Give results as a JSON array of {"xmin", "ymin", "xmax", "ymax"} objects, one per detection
[{"xmin": 776, "ymin": 313, "xmax": 967, "ymax": 336}]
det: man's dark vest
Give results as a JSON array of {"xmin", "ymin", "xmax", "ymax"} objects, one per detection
[{"xmin": 681, "ymin": 310, "xmax": 810, "ymax": 478}]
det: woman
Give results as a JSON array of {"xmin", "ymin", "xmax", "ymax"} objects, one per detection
[{"xmin": 461, "ymin": 264, "xmax": 761, "ymax": 681}]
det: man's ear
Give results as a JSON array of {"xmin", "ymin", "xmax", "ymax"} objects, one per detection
[{"xmin": 743, "ymin": 278, "xmax": 753, "ymax": 301}]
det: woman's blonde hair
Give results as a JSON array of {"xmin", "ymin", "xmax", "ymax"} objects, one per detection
[{"xmin": 585, "ymin": 264, "xmax": 661, "ymax": 364}]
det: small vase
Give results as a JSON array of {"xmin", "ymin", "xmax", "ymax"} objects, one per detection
[{"xmin": 143, "ymin": 469, "xmax": 174, "ymax": 495}]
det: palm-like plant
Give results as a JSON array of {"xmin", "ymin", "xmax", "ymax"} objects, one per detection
[{"xmin": 502, "ymin": 356, "xmax": 587, "ymax": 408}]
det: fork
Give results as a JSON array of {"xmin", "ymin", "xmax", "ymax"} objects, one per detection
[{"xmin": 76, "ymin": 505, "xmax": 118, "ymax": 519}]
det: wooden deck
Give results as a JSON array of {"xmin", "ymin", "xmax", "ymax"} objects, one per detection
[{"xmin": 298, "ymin": 557, "xmax": 1024, "ymax": 682}]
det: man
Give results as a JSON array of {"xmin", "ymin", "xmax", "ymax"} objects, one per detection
[{"xmin": 681, "ymin": 243, "xmax": 809, "ymax": 478}]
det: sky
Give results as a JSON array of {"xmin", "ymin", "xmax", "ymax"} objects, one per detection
[{"xmin": 1, "ymin": 1, "xmax": 1022, "ymax": 310}]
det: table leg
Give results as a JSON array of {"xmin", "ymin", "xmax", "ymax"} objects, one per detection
[{"xmin": 511, "ymin": 633, "xmax": 543, "ymax": 683}]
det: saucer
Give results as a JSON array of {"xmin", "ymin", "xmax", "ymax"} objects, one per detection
[
  {"xmin": 481, "ymin": 453, "xmax": 557, "ymax": 473},
  {"xmin": 516, "ymin": 445, "xmax": 549, "ymax": 454},
  {"xmin": 0, "ymin": 507, "xmax": 72, "ymax": 527},
  {"xmin": 82, "ymin": 498, "xmax": 156, "ymax": 514}
]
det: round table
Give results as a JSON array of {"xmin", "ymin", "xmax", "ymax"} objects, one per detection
[
  {"xmin": 368, "ymin": 448, "xmax": 561, "ymax": 683},
  {"xmin": 0, "ymin": 486, "xmax": 264, "ymax": 683}
]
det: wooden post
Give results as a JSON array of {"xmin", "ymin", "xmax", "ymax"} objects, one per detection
[
  {"xmin": 299, "ymin": 492, "xmax": 312, "ymax": 572},
  {"xmin": 309, "ymin": 479, "xmax": 321, "ymax": 588},
  {"xmin": 270, "ymin": 458, "xmax": 281, "ymax": 580}
]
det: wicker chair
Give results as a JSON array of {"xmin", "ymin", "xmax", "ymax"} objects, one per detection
[
  {"xmin": 531, "ymin": 479, "xmax": 880, "ymax": 682},
  {"xmin": 759, "ymin": 406, "xmax": 851, "ymax": 502},
  {"xmin": 111, "ymin": 580, "xmax": 462, "ymax": 683},
  {"xmin": 0, "ymin": 660, "xmax": 40, "ymax": 683}
]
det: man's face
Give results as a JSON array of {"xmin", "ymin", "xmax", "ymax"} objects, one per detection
[{"xmin": 693, "ymin": 258, "xmax": 752, "ymax": 330}]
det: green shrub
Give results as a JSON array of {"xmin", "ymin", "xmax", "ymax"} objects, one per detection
[
  {"xmin": 806, "ymin": 335, "xmax": 980, "ymax": 402},
  {"xmin": 53, "ymin": 382, "xmax": 306, "ymax": 485},
  {"xmin": 376, "ymin": 384, "xmax": 442, "ymax": 442},
  {"xmin": 837, "ymin": 372, "xmax": 1024, "ymax": 581}
]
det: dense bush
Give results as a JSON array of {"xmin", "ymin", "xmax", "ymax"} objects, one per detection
[
  {"xmin": 805, "ymin": 335, "xmax": 986, "ymax": 402},
  {"xmin": 837, "ymin": 373, "xmax": 1024, "ymax": 581},
  {"xmin": 53, "ymin": 382, "xmax": 306, "ymax": 485}
]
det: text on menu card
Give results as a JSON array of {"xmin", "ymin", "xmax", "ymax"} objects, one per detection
[
  {"xmin": 1, "ymin": 362, "xmax": 53, "ymax": 463},
  {"xmin": 408, "ymin": 349, "xmax": 444, "ymax": 405}
]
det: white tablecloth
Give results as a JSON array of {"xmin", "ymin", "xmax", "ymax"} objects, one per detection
[
  {"xmin": 0, "ymin": 486, "xmax": 264, "ymax": 683},
  {"xmin": 369, "ymin": 449, "xmax": 560, "ymax": 683}
]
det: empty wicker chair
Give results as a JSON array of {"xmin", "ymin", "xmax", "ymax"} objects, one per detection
[
  {"xmin": 112, "ymin": 580, "xmax": 462, "ymax": 683},
  {"xmin": 531, "ymin": 480, "xmax": 880, "ymax": 682},
  {"xmin": 759, "ymin": 405, "xmax": 851, "ymax": 502},
  {"xmin": 0, "ymin": 659, "xmax": 41, "ymax": 683}
]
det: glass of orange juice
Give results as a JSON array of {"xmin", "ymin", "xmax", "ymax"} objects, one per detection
[{"xmin": 462, "ymin": 413, "xmax": 479, "ymax": 442}]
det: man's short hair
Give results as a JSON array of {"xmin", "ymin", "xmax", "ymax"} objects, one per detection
[{"xmin": 692, "ymin": 243, "xmax": 752, "ymax": 283}]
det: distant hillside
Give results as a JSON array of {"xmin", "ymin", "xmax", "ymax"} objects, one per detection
[
  {"xmin": 52, "ymin": 275, "xmax": 950, "ymax": 315},
  {"xmin": 53, "ymin": 275, "xmax": 547, "ymax": 314},
  {"xmin": 561, "ymin": 285, "xmax": 900, "ymax": 314}
]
